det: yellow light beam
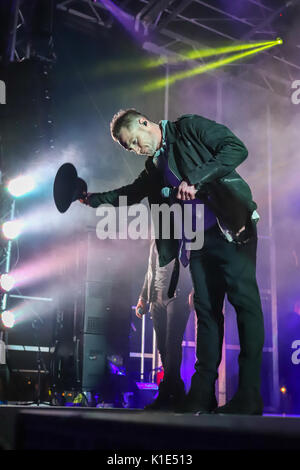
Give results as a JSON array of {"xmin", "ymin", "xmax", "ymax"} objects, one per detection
[
  {"xmin": 146, "ymin": 39, "xmax": 281, "ymax": 68},
  {"xmin": 94, "ymin": 39, "xmax": 282, "ymax": 76},
  {"xmin": 142, "ymin": 42, "xmax": 280, "ymax": 92}
]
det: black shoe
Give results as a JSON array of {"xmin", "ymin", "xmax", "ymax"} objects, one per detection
[
  {"xmin": 144, "ymin": 397, "xmax": 170, "ymax": 411},
  {"xmin": 175, "ymin": 391, "xmax": 217, "ymax": 414},
  {"xmin": 213, "ymin": 389, "xmax": 263, "ymax": 415},
  {"xmin": 175, "ymin": 373, "xmax": 218, "ymax": 414},
  {"xmin": 144, "ymin": 381, "xmax": 186, "ymax": 412}
]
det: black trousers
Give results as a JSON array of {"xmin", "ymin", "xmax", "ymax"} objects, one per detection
[
  {"xmin": 189, "ymin": 223, "xmax": 264, "ymax": 392},
  {"xmin": 151, "ymin": 295, "xmax": 190, "ymax": 388}
]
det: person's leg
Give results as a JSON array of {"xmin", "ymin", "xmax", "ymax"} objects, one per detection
[
  {"xmin": 151, "ymin": 301, "xmax": 167, "ymax": 371},
  {"xmin": 214, "ymin": 231, "xmax": 265, "ymax": 414},
  {"xmin": 227, "ymin": 237, "xmax": 264, "ymax": 391},
  {"xmin": 144, "ymin": 300, "xmax": 171, "ymax": 410},
  {"xmin": 146, "ymin": 297, "xmax": 191, "ymax": 411},
  {"xmin": 185, "ymin": 231, "xmax": 226, "ymax": 412},
  {"xmin": 162, "ymin": 297, "xmax": 190, "ymax": 400}
]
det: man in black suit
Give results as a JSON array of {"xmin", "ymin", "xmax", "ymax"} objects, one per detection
[{"xmin": 81, "ymin": 109, "xmax": 265, "ymax": 415}]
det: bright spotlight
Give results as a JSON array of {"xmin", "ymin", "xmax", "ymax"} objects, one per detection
[
  {"xmin": 0, "ymin": 274, "xmax": 15, "ymax": 292},
  {"xmin": 7, "ymin": 175, "xmax": 35, "ymax": 197},
  {"xmin": 2, "ymin": 219, "xmax": 24, "ymax": 240},
  {"xmin": 1, "ymin": 310, "xmax": 15, "ymax": 328}
]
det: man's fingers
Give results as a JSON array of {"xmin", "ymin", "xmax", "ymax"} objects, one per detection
[
  {"xmin": 136, "ymin": 308, "xmax": 144, "ymax": 319},
  {"xmin": 79, "ymin": 192, "xmax": 90, "ymax": 205},
  {"xmin": 176, "ymin": 182, "xmax": 195, "ymax": 200},
  {"xmin": 177, "ymin": 189, "xmax": 186, "ymax": 200},
  {"xmin": 135, "ymin": 301, "xmax": 146, "ymax": 318},
  {"xmin": 176, "ymin": 186, "xmax": 196, "ymax": 200},
  {"xmin": 177, "ymin": 191, "xmax": 190, "ymax": 201}
]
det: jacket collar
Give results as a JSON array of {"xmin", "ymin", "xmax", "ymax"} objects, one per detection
[
  {"xmin": 165, "ymin": 120, "xmax": 178, "ymax": 144},
  {"xmin": 145, "ymin": 120, "xmax": 178, "ymax": 174}
]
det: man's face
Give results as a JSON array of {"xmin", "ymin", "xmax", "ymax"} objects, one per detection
[{"xmin": 119, "ymin": 119, "xmax": 160, "ymax": 157}]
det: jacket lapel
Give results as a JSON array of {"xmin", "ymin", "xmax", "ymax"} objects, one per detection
[{"xmin": 165, "ymin": 121, "xmax": 182, "ymax": 182}]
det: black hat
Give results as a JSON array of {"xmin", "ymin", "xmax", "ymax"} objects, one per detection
[{"xmin": 53, "ymin": 163, "xmax": 87, "ymax": 213}]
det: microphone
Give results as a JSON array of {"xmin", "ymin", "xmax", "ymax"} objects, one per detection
[
  {"xmin": 161, "ymin": 187, "xmax": 178, "ymax": 199},
  {"xmin": 161, "ymin": 186, "xmax": 203, "ymax": 200}
]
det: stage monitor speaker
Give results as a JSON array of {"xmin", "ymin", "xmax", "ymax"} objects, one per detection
[
  {"xmin": 63, "ymin": 232, "xmax": 134, "ymax": 397},
  {"xmin": 83, "ymin": 281, "xmax": 112, "ymax": 335},
  {"xmin": 80, "ymin": 279, "xmax": 112, "ymax": 392},
  {"xmin": 81, "ymin": 333, "xmax": 107, "ymax": 392}
]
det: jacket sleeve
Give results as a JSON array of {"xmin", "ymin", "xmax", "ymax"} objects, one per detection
[
  {"xmin": 185, "ymin": 117, "xmax": 248, "ymax": 188},
  {"xmin": 88, "ymin": 169, "xmax": 151, "ymax": 208},
  {"xmin": 138, "ymin": 240, "xmax": 156, "ymax": 302},
  {"xmin": 139, "ymin": 272, "xmax": 149, "ymax": 301}
]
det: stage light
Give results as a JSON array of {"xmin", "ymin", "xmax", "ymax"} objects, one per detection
[
  {"xmin": 280, "ymin": 386, "xmax": 287, "ymax": 394},
  {"xmin": 7, "ymin": 175, "xmax": 36, "ymax": 197},
  {"xmin": 0, "ymin": 274, "xmax": 15, "ymax": 292},
  {"xmin": 2, "ymin": 219, "xmax": 24, "ymax": 240},
  {"xmin": 1, "ymin": 310, "xmax": 15, "ymax": 328},
  {"xmin": 142, "ymin": 42, "xmax": 282, "ymax": 92},
  {"xmin": 276, "ymin": 37, "xmax": 283, "ymax": 44}
]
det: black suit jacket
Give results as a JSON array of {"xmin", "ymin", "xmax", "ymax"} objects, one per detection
[{"xmin": 89, "ymin": 114, "xmax": 257, "ymax": 267}]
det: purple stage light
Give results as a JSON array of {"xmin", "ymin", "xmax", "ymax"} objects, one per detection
[
  {"xmin": 135, "ymin": 382, "xmax": 158, "ymax": 390},
  {"xmin": 109, "ymin": 362, "xmax": 126, "ymax": 375},
  {"xmin": 96, "ymin": 0, "xmax": 148, "ymax": 42}
]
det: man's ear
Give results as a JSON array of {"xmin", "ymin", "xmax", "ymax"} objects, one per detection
[{"xmin": 139, "ymin": 118, "xmax": 147, "ymax": 126}]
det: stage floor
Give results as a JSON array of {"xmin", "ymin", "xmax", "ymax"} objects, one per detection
[{"xmin": 0, "ymin": 404, "xmax": 299, "ymax": 451}]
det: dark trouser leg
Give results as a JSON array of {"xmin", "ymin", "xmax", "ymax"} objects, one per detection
[
  {"xmin": 223, "ymin": 234, "xmax": 265, "ymax": 391},
  {"xmin": 189, "ymin": 224, "xmax": 264, "ymax": 394},
  {"xmin": 214, "ymin": 229, "xmax": 265, "ymax": 414},
  {"xmin": 189, "ymin": 243, "xmax": 226, "ymax": 392}
]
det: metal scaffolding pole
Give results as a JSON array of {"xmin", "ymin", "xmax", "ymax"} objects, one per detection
[
  {"xmin": 6, "ymin": 0, "xmax": 20, "ymax": 63},
  {"xmin": 215, "ymin": 78, "xmax": 227, "ymax": 407},
  {"xmin": 267, "ymin": 103, "xmax": 280, "ymax": 410},
  {"xmin": 141, "ymin": 313, "xmax": 146, "ymax": 380},
  {"xmin": 164, "ymin": 61, "xmax": 169, "ymax": 121},
  {"xmin": 151, "ymin": 321, "xmax": 157, "ymax": 383},
  {"xmin": 1, "ymin": 200, "xmax": 16, "ymax": 312}
]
